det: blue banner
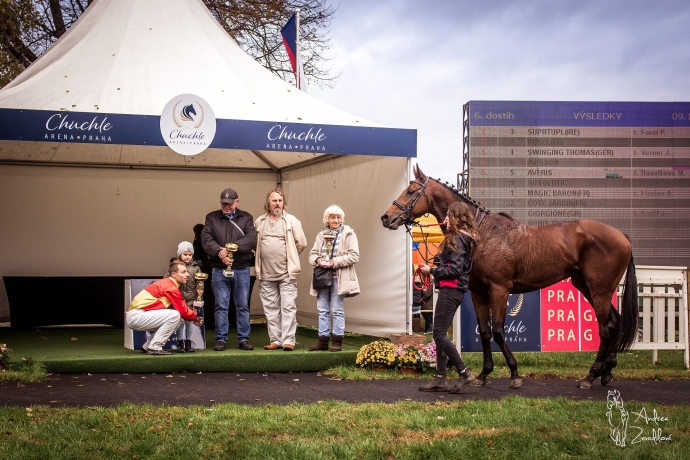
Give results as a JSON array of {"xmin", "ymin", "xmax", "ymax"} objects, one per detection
[
  {"xmin": 0, "ymin": 108, "xmax": 416, "ymax": 158},
  {"xmin": 460, "ymin": 290, "xmax": 541, "ymax": 352},
  {"xmin": 468, "ymin": 101, "xmax": 690, "ymax": 128}
]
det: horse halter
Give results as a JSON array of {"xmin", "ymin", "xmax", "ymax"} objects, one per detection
[{"xmin": 392, "ymin": 176, "xmax": 429, "ymax": 226}]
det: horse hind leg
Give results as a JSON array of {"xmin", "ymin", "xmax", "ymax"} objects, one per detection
[
  {"xmin": 580, "ymin": 300, "xmax": 620, "ymax": 390},
  {"xmin": 572, "ymin": 273, "xmax": 620, "ymax": 389}
]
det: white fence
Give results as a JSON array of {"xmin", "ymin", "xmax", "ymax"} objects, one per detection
[{"xmin": 619, "ymin": 266, "xmax": 689, "ymax": 369}]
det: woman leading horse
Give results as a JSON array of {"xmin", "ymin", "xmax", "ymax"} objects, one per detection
[{"xmin": 381, "ymin": 165, "xmax": 638, "ymax": 390}]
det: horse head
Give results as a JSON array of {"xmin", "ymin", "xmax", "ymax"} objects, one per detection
[
  {"xmin": 381, "ymin": 165, "xmax": 433, "ymax": 229},
  {"xmin": 181, "ymin": 104, "xmax": 197, "ymax": 122},
  {"xmin": 381, "ymin": 165, "xmax": 475, "ymax": 229}
]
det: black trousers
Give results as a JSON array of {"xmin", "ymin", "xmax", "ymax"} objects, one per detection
[{"xmin": 432, "ymin": 287, "xmax": 467, "ymax": 377}]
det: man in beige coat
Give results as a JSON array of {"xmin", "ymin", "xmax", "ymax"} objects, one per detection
[{"xmin": 254, "ymin": 189, "xmax": 307, "ymax": 351}]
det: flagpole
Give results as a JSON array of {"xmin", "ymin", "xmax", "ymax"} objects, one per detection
[{"xmin": 295, "ymin": 8, "xmax": 301, "ymax": 90}]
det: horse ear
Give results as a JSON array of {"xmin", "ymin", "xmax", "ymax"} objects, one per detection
[{"xmin": 414, "ymin": 164, "xmax": 426, "ymax": 180}]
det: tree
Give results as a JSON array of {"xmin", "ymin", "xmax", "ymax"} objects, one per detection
[{"xmin": 0, "ymin": 0, "xmax": 337, "ymax": 89}]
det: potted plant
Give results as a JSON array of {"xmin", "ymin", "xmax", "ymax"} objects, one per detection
[
  {"xmin": 394, "ymin": 343, "xmax": 423, "ymax": 374},
  {"xmin": 356, "ymin": 340, "xmax": 396, "ymax": 371},
  {"xmin": 419, "ymin": 341, "xmax": 437, "ymax": 369}
]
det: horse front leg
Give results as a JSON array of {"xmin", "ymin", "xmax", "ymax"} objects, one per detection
[
  {"xmin": 490, "ymin": 290, "xmax": 522, "ymax": 388},
  {"xmin": 472, "ymin": 293, "xmax": 494, "ymax": 386}
]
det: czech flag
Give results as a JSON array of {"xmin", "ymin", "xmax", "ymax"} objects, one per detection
[{"xmin": 281, "ymin": 13, "xmax": 307, "ymax": 92}]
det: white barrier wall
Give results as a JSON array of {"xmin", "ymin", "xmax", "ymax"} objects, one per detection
[
  {"xmin": 0, "ymin": 164, "xmax": 277, "ymax": 321},
  {"xmin": 283, "ymin": 155, "xmax": 410, "ymax": 337}
]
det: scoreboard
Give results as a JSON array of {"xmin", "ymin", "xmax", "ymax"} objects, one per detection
[{"xmin": 465, "ymin": 101, "xmax": 690, "ymax": 266}]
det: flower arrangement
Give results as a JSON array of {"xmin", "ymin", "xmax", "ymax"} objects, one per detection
[
  {"xmin": 355, "ymin": 340, "xmax": 396, "ymax": 369},
  {"xmin": 0, "ymin": 343, "xmax": 9, "ymax": 370},
  {"xmin": 394, "ymin": 344, "xmax": 423, "ymax": 369},
  {"xmin": 419, "ymin": 341, "xmax": 437, "ymax": 368},
  {"xmin": 395, "ymin": 342, "xmax": 437, "ymax": 370}
]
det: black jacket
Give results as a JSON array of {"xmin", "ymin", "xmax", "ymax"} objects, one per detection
[
  {"xmin": 201, "ymin": 209, "xmax": 257, "ymax": 270},
  {"xmin": 431, "ymin": 234, "xmax": 472, "ymax": 292}
]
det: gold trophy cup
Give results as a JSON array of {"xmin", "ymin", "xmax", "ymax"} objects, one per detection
[
  {"xmin": 322, "ymin": 230, "xmax": 337, "ymax": 262},
  {"xmin": 223, "ymin": 243, "xmax": 239, "ymax": 277},
  {"xmin": 193, "ymin": 272, "xmax": 208, "ymax": 309}
]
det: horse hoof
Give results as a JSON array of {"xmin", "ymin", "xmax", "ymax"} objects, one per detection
[
  {"xmin": 601, "ymin": 374, "xmax": 613, "ymax": 386},
  {"xmin": 471, "ymin": 378, "xmax": 487, "ymax": 387},
  {"xmin": 578, "ymin": 380, "xmax": 593, "ymax": 390},
  {"xmin": 509, "ymin": 378, "xmax": 523, "ymax": 389}
]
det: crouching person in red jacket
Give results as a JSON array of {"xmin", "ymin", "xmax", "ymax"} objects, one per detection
[{"xmin": 127, "ymin": 261, "xmax": 204, "ymax": 355}]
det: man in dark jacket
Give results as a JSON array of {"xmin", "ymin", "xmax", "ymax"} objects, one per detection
[{"xmin": 201, "ymin": 188, "xmax": 257, "ymax": 351}]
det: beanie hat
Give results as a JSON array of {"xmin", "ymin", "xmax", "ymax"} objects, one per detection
[{"xmin": 177, "ymin": 241, "xmax": 194, "ymax": 256}]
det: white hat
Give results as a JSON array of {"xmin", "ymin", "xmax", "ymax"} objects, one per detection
[{"xmin": 177, "ymin": 241, "xmax": 194, "ymax": 256}]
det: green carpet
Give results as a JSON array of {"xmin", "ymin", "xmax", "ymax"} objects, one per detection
[{"xmin": 0, "ymin": 325, "xmax": 375, "ymax": 374}]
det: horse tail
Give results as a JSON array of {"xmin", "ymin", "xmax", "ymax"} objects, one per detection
[{"xmin": 616, "ymin": 254, "xmax": 638, "ymax": 352}]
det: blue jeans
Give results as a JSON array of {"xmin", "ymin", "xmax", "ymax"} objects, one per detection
[
  {"xmin": 212, "ymin": 267, "xmax": 251, "ymax": 344},
  {"xmin": 316, "ymin": 278, "xmax": 345, "ymax": 336}
]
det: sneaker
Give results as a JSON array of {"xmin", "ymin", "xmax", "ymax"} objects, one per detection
[
  {"xmin": 214, "ymin": 341, "xmax": 227, "ymax": 351},
  {"xmin": 146, "ymin": 349, "xmax": 173, "ymax": 356},
  {"xmin": 238, "ymin": 341, "xmax": 254, "ymax": 351}
]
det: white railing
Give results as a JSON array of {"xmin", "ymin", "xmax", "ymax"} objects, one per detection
[{"xmin": 619, "ymin": 266, "xmax": 689, "ymax": 369}]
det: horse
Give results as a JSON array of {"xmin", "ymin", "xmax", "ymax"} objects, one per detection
[{"xmin": 381, "ymin": 165, "xmax": 638, "ymax": 389}]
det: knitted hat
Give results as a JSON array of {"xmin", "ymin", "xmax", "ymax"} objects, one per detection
[{"xmin": 177, "ymin": 241, "xmax": 194, "ymax": 256}]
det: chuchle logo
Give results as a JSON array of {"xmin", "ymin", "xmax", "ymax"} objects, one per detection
[
  {"xmin": 160, "ymin": 94, "xmax": 216, "ymax": 156},
  {"xmin": 43, "ymin": 113, "xmax": 113, "ymax": 143},
  {"xmin": 265, "ymin": 124, "xmax": 328, "ymax": 152}
]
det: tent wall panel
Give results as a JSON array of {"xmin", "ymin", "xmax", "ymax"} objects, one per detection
[
  {"xmin": 282, "ymin": 155, "xmax": 410, "ymax": 337},
  {"xmin": 0, "ymin": 164, "xmax": 276, "ymax": 321}
]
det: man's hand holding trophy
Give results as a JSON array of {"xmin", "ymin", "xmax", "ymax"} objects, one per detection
[{"xmin": 222, "ymin": 243, "xmax": 239, "ymax": 277}]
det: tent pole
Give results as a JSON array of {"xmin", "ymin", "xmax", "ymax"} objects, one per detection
[{"xmin": 406, "ymin": 158, "xmax": 412, "ymax": 335}]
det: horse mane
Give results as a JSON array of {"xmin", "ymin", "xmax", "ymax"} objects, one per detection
[{"xmin": 428, "ymin": 177, "xmax": 518, "ymax": 222}]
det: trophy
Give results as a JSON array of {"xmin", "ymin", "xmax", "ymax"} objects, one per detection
[
  {"xmin": 193, "ymin": 272, "xmax": 208, "ymax": 309},
  {"xmin": 322, "ymin": 230, "xmax": 337, "ymax": 262},
  {"xmin": 223, "ymin": 243, "xmax": 239, "ymax": 277}
]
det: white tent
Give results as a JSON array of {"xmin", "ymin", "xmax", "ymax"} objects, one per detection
[{"xmin": 0, "ymin": 0, "xmax": 416, "ymax": 336}]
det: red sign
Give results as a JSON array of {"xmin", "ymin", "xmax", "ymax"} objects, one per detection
[
  {"xmin": 541, "ymin": 278, "xmax": 580, "ymax": 351},
  {"xmin": 540, "ymin": 278, "xmax": 618, "ymax": 352}
]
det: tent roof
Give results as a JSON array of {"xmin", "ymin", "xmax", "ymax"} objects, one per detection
[{"xmin": 0, "ymin": 0, "xmax": 415, "ymax": 171}]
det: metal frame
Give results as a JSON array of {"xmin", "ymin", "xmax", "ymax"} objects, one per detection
[{"xmin": 458, "ymin": 102, "xmax": 470, "ymax": 194}]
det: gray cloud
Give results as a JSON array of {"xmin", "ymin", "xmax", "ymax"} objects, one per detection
[{"xmin": 312, "ymin": 0, "xmax": 690, "ymax": 180}]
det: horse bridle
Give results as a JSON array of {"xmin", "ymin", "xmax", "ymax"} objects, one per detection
[{"xmin": 392, "ymin": 176, "xmax": 430, "ymax": 227}]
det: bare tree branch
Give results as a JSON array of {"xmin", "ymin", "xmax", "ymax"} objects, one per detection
[{"xmin": 1, "ymin": 0, "xmax": 339, "ymax": 89}]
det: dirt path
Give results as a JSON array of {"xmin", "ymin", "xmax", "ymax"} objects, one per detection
[{"xmin": 2, "ymin": 373, "xmax": 689, "ymax": 407}]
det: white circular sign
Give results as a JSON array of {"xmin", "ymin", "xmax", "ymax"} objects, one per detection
[{"xmin": 160, "ymin": 94, "xmax": 216, "ymax": 155}]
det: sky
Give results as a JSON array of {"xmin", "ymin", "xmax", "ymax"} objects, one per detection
[{"xmin": 310, "ymin": 0, "xmax": 690, "ymax": 182}]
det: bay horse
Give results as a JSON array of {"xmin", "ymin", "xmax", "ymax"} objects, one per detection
[{"xmin": 381, "ymin": 165, "xmax": 638, "ymax": 389}]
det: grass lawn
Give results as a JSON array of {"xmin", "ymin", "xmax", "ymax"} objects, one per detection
[
  {"xmin": 327, "ymin": 349, "xmax": 690, "ymax": 382},
  {"xmin": 0, "ymin": 397, "xmax": 687, "ymax": 459}
]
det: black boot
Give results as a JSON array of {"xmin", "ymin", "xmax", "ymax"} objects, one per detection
[
  {"xmin": 418, "ymin": 375, "xmax": 448, "ymax": 392},
  {"xmin": 448, "ymin": 368, "xmax": 475, "ymax": 393},
  {"xmin": 309, "ymin": 335, "xmax": 330, "ymax": 351},
  {"xmin": 185, "ymin": 339, "xmax": 194, "ymax": 353},
  {"xmin": 177, "ymin": 340, "xmax": 186, "ymax": 352},
  {"xmin": 330, "ymin": 335, "xmax": 344, "ymax": 352}
]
